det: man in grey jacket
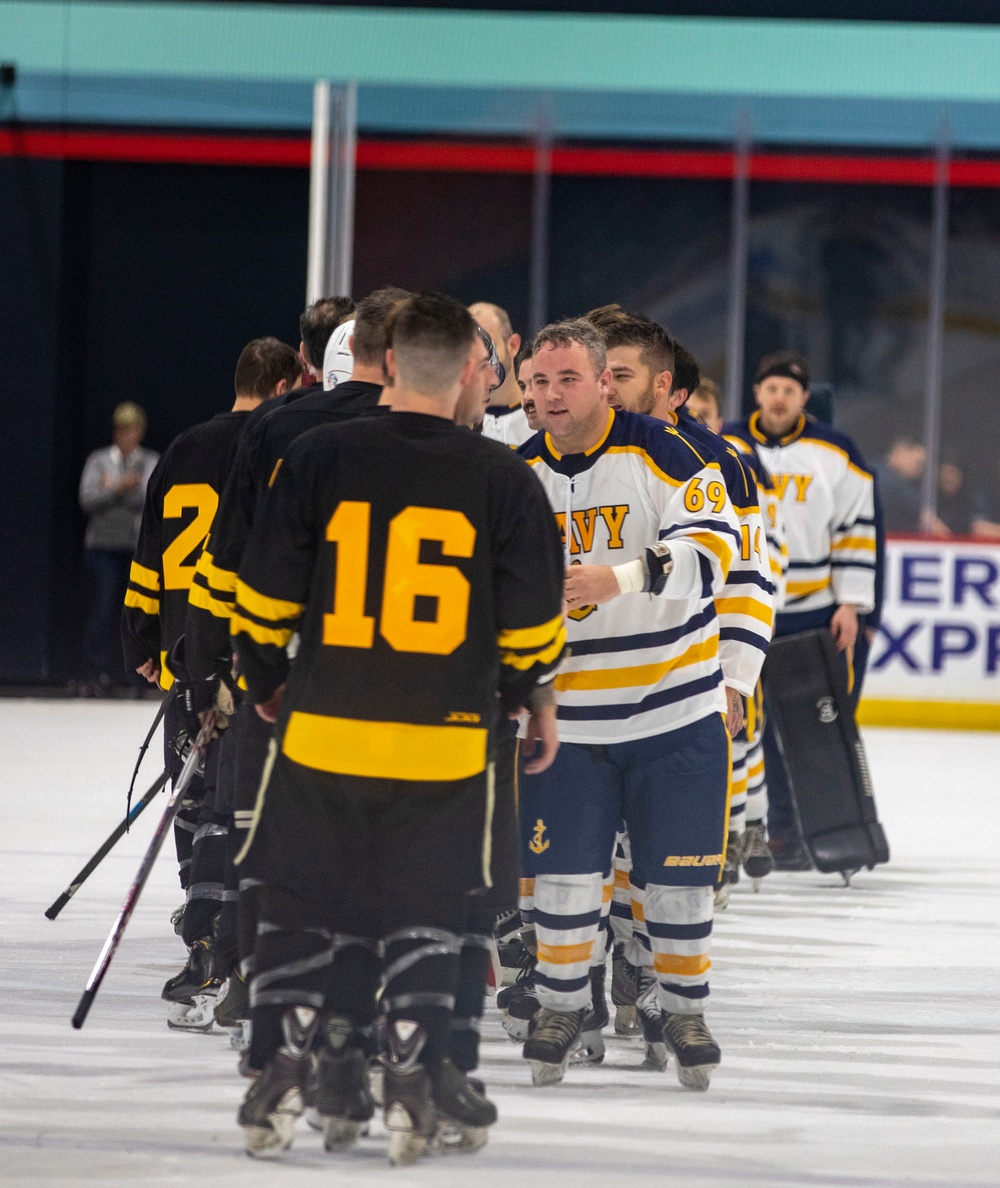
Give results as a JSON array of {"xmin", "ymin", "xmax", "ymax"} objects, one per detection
[{"xmin": 78, "ymin": 402, "xmax": 158, "ymax": 693}]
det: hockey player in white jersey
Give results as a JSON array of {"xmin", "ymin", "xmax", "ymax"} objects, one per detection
[
  {"xmin": 472, "ymin": 302, "xmax": 534, "ymax": 447},
  {"xmin": 517, "ymin": 319, "xmax": 740, "ymax": 1090},
  {"xmin": 724, "ymin": 351, "xmax": 876, "ymax": 868}
]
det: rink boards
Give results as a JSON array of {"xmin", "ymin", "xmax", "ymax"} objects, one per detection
[{"xmin": 859, "ymin": 536, "xmax": 1000, "ymax": 730}]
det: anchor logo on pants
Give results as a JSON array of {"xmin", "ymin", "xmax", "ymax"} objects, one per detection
[{"xmin": 529, "ymin": 819, "xmax": 550, "ymax": 854}]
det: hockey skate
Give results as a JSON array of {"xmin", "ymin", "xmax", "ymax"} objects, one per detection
[
  {"xmin": 522, "ymin": 1007, "xmax": 587, "ymax": 1086},
  {"xmin": 611, "ymin": 943, "xmax": 641, "ymax": 1037},
  {"xmin": 571, "ymin": 965, "xmax": 608, "ymax": 1065},
  {"xmin": 162, "ymin": 937, "xmax": 221, "ymax": 1032},
  {"xmin": 497, "ymin": 954, "xmax": 539, "ymax": 1042},
  {"xmin": 429, "ymin": 1059, "xmax": 498, "ymax": 1154},
  {"xmin": 214, "ymin": 970, "xmax": 250, "ymax": 1050},
  {"xmin": 636, "ymin": 971, "xmax": 669, "ymax": 1072},
  {"xmin": 383, "ymin": 1022, "xmax": 436, "ymax": 1166},
  {"xmin": 714, "ymin": 830, "xmax": 743, "ymax": 910},
  {"xmin": 662, "ymin": 1012, "xmax": 721, "ymax": 1091},
  {"xmin": 314, "ymin": 1015, "xmax": 375, "ymax": 1151},
  {"xmin": 742, "ymin": 821, "xmax": 775, "ymax": 887},
  {"xmin": 238, "ymin": 1007, "xmax": 319, "ymax": 1156},
  {"xmin": 768, "ymin": 831, "xmax": 812, "ymax": 871}
]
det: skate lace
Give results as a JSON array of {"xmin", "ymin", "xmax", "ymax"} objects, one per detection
[
  {"xmin": 537, "ymin": 1009, "xmax": 583, "ymax": 1046},
  {"xmin": 745, "ymin": 826, "xmax": 769, "ymax": 859},
  {"xmin": 514, "ymin": 948, "xmax": 536, "ymax": 988},
  {"xmin": 667, "ymin": 1013, "xmax": 713, "ymax": 1046}
]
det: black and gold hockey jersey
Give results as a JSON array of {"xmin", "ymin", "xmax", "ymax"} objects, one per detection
[
  {"xmin": 186, "ymin": 381, "xmax": 382, "ymax": 682},
  {"xmin": 233, "ymin": 411, "xmax": 566, "ymax": 783},
  {"xmin": 122, "ymin": 410, "xmax": 250, "ymax": 688}
]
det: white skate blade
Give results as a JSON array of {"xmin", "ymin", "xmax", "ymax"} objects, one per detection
[
  {"xmin": 433, "ymin": 1122, "xmax": 489, "ymax": 1154},
  {"xmin": 713, "ymin": 884, "xmax": 731, "ymax": 910},
  {"xmin": 570, "ymin": 1028, "xmax": 606, "ymax": 1065},
  {"xmin": 676, "ymin": 1062, "xmax": 717, "ymax": 1091},
  {"xmin": 614, "ymin": 1006, "xmax": 640, "ymax": 1037},
  {"xmin": 368, "ymin": 1063, "xmax": 384, "ymax": 1108},
  {"xmin": 500, "ymin": 1013, "xmax": 533, "ymax": 1043},
  {"xmin": 227, "ymin": 1021, "xmax": 251, "ymax": 1051},
  {"xmin": 322, "ymin": 1116, "xmax": 365, "ymax": 1151},
  {"xmin": 753, "ymin": 878, "xmax": 763, "ymax": 892},
  {"xmin": 529, "ymin": 1056, "xmax": 569, "ymax": 1087},
  {"xmin": 641, "ymin": 1041, "xmax": 670, "ymax": 1072},
  {"xmin": 385, "ymin": 1103, "xmax": 430, "ymax": 1166},
  {"xmin": 166, "ymin": 995, "xmax": 216, "ymax": 1033}
]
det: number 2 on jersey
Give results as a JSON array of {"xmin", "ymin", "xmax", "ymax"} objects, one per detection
[
  {"xmin": 162, "ymin": 483, "xmax": 219, "ymax": 590},
  {"xmin": 323, "ymin": 501, "xmax": 475, "ymax": 656}
]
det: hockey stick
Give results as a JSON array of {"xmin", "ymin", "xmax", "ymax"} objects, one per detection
[
  {"xmin": 72, "ymin": 708, "xmax": 219, "ymax": 1030},
  {"xmin": 125, "ymin": 694, "xmax": 170, "ymax": 824},
  {"xmin": 44, "ymin": 768, "xmax": 170, "ymax": 921}
]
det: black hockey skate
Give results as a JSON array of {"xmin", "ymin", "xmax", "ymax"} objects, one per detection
[
  {"xmin": 662, "ymin": 1012, "xmax": 721, "ymax": 1091},
  {"xmin": 714, "ymin": 830, "xmax": 743, "ymax": 910},
  {"xmin": 429, "ymin": 1059, "xmax": 498, "ymax": 1154},
  {"xmin": 498, "ymin": 952, "xmax": 539, "ymax": 1042},
  {"xmin": 383, "ymin": 1021, "xmax": 436, "ymax": 1166},
  {"xmin": 214, "ymin": 969, "xmax": 250, "ymax": 1050},
  {"xmin": 636, "ymin": 971, "xmax": 669, "ymax": 1072},
  {"xmin": 522, "ymin": 1007, "xmax": 587, "ymax": 1086},
  {"xmin": 571, "ymin": 965, "xmax": 609, "ymax": 1065},
  {"xmin": 162, "ymin": 937, "xmax": 222, "ymax": 1032},
  {"xmin": 313, "ymin": 1015, "xmax": 375, "ymax": 1151},
  {"xmin": 238, "ymin": 1007, "xmax": 319, "ymax": 1156},
  {"xmin": 611, "ymin": 943, "xmax": 641, "ymax": 1037},
  {"xmin": 769, "ymin": 831, "xmax": 812, "ymax": 871},
  {"xmin": 742, "ymin": 821, "xmax": 775, "ymax": 886}
]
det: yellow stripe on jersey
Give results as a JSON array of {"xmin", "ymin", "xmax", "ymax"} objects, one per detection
[
  {"xmin": 519, "ymin": 877, "xmax": 535, "ymax": 897},
  {"xmin": 123, "ymin": 588, "xmax": 159, "ymax": 616},
  {"xmin": 500, "ymin": 626, "xmax": 566, "ymax": 671},
  {"xmin": 555, "ymin": 637, "xmax": 718, "ymax": 692},
  {"xmin": 229, "ymin": 612, "xmax": 295, "ymax": 648},
  {"xmin": 129, "ymin": 561, "xmax": 160, "ymax": 591},
  {"xmin": 714, "ymin": 596, "xmax": 774, "ymax": 626},
  {"xmin": 807, "ymin": 436, "xmax": 872, "ymax": 480},
  {"xmin": 603, "ymin": 444, "xmax": 695, "ymax": 488},
  {"xmin": 158, "ymin": 649, "xmax": 174, "ymax": 691},
  {"xmin": 234, "ymin": 580, "xmax": 305, "ymax": 624},
  {"xmin": 614, "ymin": 868, "xmax": 631, "ymax": 889},
  {"xmin": 268, "ymin": 458, "xmax": 283, "ymax": 488},
  {"xmin": 631, "ymin": 899, "xmax": 645, "ymax": 923},
  {"xmin": 602, "ymin": 882, "xmax": 614, "ymax": 903},
  {"xmin": 687, "ymin": 530, "xmax": 734, "ymax": 579},
  {"xmin": 498, "ymin": 614, "xmax": 564, "ymax": 650},
  {"xmin": 197, "ymin": 550, "xmax": 237, "ymax": 594},
  {"xmin": 786, "ymin": 576, "xmax": 832, "ymax": 597},
  {"xmin": 188, "ymin": 581, "xmax": 234, "ymax": 620},
  {"xmin": 536, "ymin": 941, "xmax": 595, "ymax": 966},
  {"xmin": 831, "ymin": 535, "xmax": 877, "ymax": 552},
  {"xmin": 654, "ymin": 952, "xmax": 711, "ymax": 977},
  {"xmin": 282, "ymin": 712, "xmax": 488, "ymax": 782}
]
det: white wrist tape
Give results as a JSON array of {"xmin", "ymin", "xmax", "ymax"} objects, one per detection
[{"xmin": 613, "ymin": 558, "xmax": 646, "ymax": 595}]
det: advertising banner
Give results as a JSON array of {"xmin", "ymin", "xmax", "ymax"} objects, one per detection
[{"xmin": 859, "ymin": 537, "xmax": 1000, "ymax": 729}]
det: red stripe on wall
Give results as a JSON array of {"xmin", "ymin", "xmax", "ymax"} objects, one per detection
[{"xmin": 3, "ymin": 126, "xmax": 1000, "ymax": 187}]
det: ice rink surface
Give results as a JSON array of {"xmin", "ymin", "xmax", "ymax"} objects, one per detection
[{"xmin": 1, "ymin": 700, "xmax": 997, "ymax": 1188}]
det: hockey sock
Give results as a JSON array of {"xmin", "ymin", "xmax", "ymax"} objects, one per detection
[
  {"xmin": 382, "ymin": 924, "xmax": 463, "ymax": 1067},
  {"xmin": 643, "ymin": 884, "xmax": 713, "ymax": 1014},
  {"xmin": 181, "ymin": 807, "xmax": 231, "ymax": 946},
  {"xmin": 745, "ymin": 735, "xmax": 769, "ymax": 825},
  {"xmin": 728, "ymin": 736, "xmax": 749, "ymax": 839},
  {"xmin": 449, "ymin": 903, "xmax": 495, "ymax": 1072},
  {"xmin": 609, "ymin": 832, "xmax": 634, "ymax": 946},
  {"xmin": 532, "ymin": 872, "xmax": 604, "ymax": 1011},
  {"xmin": 627, "ymin": 875, "xmax": 652, "ymax": 969}
]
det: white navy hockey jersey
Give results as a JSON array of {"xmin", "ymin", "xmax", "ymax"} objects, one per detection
[
  {"xmin": 483, "ymin": 403, "xmax": 534, "ymax": 448},
  {"xmin": 724, "ymin": 436, "xmax": 789, "ymax": 613},
  {"xmin": 518, "ymin": 408, "xmax": 740, "ymax": 743},
  {"xmin": 724, "ymin": 412, "xmax": 875, "ymax": 616},
  {"xmin": 672, "ymin": 410, "xmax": 774, "ymax": 697}
]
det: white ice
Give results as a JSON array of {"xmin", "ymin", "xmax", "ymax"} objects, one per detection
[{"xmin": 1, "ymin": 700, "xmax": 997, "ymax": 1187}]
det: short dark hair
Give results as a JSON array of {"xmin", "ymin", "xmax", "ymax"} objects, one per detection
[
  {"xmin": 234, "ymin": 337, "xmax": 301, "ymax": 400},
  {"xmin": 690, "ymin": 377, "xmax": 721, "ymax": 415},
  {"xmin": 599, "ymin": 314, "xmax": 675, "ymax": 378},
  {"xmin": 514, "ymin": 344, "xmax": 533, "ymax": 375},
  {"xmin": 755, "ymin": 349, "xmax": 810, "ymax": 390},
  {"xmin": 352, "ymin": 286, "xmax": 411, "ymax": 367},
  {"xmin": 299, "ymin": 296, "xmax": 354, "ymax": 370},
  {"xmin": 532, "ymin": 318, "xmax": 607, "ymax": 377},
  {"xmin": 670, "ymin": 341, "xmax": 701, "ymax": 397},
  {"xmin": 388, "ymin": 291, "xmax": 477, "ymax": 394},
  {"xmin": 584, "ymin": 303, "xmax": 628, "ymax": 333}
]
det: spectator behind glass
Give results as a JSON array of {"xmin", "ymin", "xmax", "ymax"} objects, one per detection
[
  {"xmin": 971, "ymin": 454, "xmax": 1000, "ymax": 539},
  {"xmin": 78, "ymin": 402, "xmax": 159, "ymax": 694},
  {"xmin": 922, "ymin": 457, "xmax": 979, "ymax": 537},
  {"xmin": 873, "ymin": 437, "xmax": 925, "ymax": 534}
]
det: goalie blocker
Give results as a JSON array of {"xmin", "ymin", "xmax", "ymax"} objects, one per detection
[{"xmin": 763, "ymin": 629, "xmax": 889, "ymax": 876}]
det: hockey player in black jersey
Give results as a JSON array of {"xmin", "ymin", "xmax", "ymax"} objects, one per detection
[
  {"xmin": 231, "ymin": 293, "xmax": 565, "ymax": 1163},
  {"xmin": 121, "ymin": 337, "xmax": 302, "ymax": 1029}
]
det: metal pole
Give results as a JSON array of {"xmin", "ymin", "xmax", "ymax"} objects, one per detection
[
  {"xmin": 332, "ymin": 81, "xmax": 357, "ymax": 297},
  {"xmin": 921, "ymin": 123, "xmax": 950, "ymax": 526},
  {"xmin": 306, "ymin": 80, "xmax": 331, "ymax": 305},
  {"xmin": 724, "ymin": 112, "xmax": 751, "ymax": 423},
  {"xmin": 529, "ymin": 114, "xmax": 552, "ymax": 335}
]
